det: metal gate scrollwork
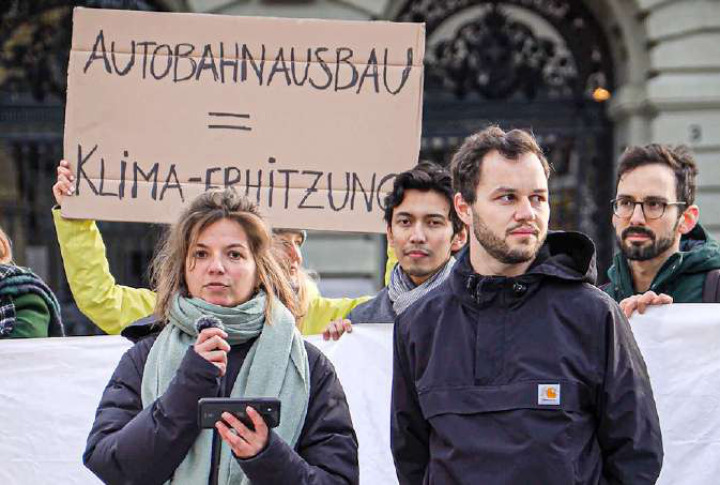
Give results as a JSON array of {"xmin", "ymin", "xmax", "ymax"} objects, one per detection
[{"xmin": 397, "ymin": 0, "xmax": 615, "ymax": 277}]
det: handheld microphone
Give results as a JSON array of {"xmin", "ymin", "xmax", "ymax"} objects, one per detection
[
  {"xmin": 194, "ymin": 315, "xmax": 227, "ymax": 396},
  {"xmin": 194, "ymin": 315, "xmax": 225, "ymax": 334}
]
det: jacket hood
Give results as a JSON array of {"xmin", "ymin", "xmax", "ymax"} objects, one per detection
[
  {"xmin": 454, "ymin": 230, "xmax": 597, "ymax": 289},
  {"xmin": 677, "ymin": 223, "xmax": 720, "ymax": 273},
  {"xmin": 121, "ymin": 315, "xmax": 161, "ymax": 343},
  {"xmin": 530, "ymin": 231, "xmax": 598, "ymax": 285}
]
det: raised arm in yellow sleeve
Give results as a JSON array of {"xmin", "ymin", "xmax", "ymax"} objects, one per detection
[
  {"xmin": 302, "ymin": 291, "xmax": 372, "ymax": 335},
  {"xmin": 384, "ymin": 245, "xmax": 397, "ymax": 286},
  {"xmin": 52, "ymin": 208, "xmax": 156, "ymax": 334},
  {"xmin": 302, "ymin": 245, "xmax": 396, "ymax": 335}
]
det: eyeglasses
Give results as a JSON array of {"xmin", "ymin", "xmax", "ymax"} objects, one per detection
[{"xmin": 611, "ymin": 197, "xmax": 686, "ymax": 220}]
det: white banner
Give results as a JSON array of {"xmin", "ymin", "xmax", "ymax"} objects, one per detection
[
  {"xmin": 307, "ymin": 325, "xmax": 396, "ymax": 485},
  {"xmin": 629, "ymin": 304, "xmax": 720, "ymax": 485},
  {"xmin": 0, "ymin": 336, "xmax": 131, "ymax": 485},
  {"xmin": 1, "ymin": 307, "xmax": 719, "ymax": 485},
  {"xmin": 0, "ymin": 325, "xmax": 395, "ymax": 485}
]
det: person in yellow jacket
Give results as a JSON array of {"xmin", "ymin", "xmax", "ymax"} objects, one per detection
[{"xmin": 52, "ymin": 160, "xmax": 395, "ymax": 335}]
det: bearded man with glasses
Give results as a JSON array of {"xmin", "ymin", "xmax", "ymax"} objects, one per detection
[{"xmin": 605, "ymin": 144, "xmax": 720, "ymax": 316}]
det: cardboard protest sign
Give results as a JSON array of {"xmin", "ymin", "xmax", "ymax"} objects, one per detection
[{"xmin": 62, "ymin": 8, "xmax": 425, "ymax": 232}]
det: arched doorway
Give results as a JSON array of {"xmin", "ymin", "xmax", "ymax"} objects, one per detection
[{"xmin": 396, "ymin": 0, "xmax": 616, "ymax": 277}]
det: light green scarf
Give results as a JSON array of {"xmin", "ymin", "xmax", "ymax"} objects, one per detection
[{"xmin": 141, "ymin": 292, "xmax": 310, "ymax": 485}]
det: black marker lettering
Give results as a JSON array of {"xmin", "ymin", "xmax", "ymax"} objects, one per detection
[
  {"xmin": 118, "ymin": 159, "xmax": 127, "ymax": 199},
  {"xmin": 132, "ymin": 162, "xmax": 159, "ymax": 200},
  {"xmin": 160, "ymin": 164, "xmax": 184, "ymax": 201},
  {"xmin": 111, "ymin": 40, "xmax": 135, "ymax": 76},
  {"xmin": 241, "ymin": 44, "xmax": 265, "ymax": 85},
  {"xmin": 151, "ymin": 44, "xmax": 172, "ymax": 80},
  {"xmin": 205, "ymin": 167, "xmax": 222, "ymax": 191},
  {"xmin": 196, "ymin": 44, "xmax": 219, "ymax": 81},
  {"xmin": 224, "ymin": 167, "xmax": 242, "ymax": 188},
  {"xmin": 277, "ymin": 169, "xmax": 299, "ymax": 209},
  {"xmin": 335, "ymin": 48, "xmax": 358, "ymax": 91},
  {"xmin": 327, "ymin": 172, "xmax": 351, "ymax": 211},
  {"xmin": 97, "ymin": 156, "xmax": 118, "ymax": 197},
  {"xmin": 351, "ymin": 172, "xmax": 376, "ymax": 211},
  {"xmin": 290, "ymin": 47, "xmax": 311, "ymax": 86},
  {"xmin": 137, "ymin": 41, "xmax": 158, "ymax": 79},
  {"xmin": 357, "ymin": 48, "xmax": 380, "ymax": 94},
  {"xmin": 245, "ymin": 169, "xmax": 262, "ymax": 204},
  {"xmin": 268, "ymin": 48, "xmax": 291, "ymax": 86},
  {"xmin": 384, "ymin": 48, "xmax": 413, "ymax": 95},
  {"xmin": 267, "ymin": 157, "xmax": 276, "ymax": 208},
  {"xmin": 309, "ymin": 48, "xmax": 332, "ymax": 90},
  {"xmin": 219, "ymin": 42, "xmax": 239, "ymax": 83},
  {"xmin": 83, "ymin": 30, "xmax": 111, "ymax": 74},
  {"xmin": 298, "ymin": 171, "xmax": 324, "ymax": 209},
  {"xmin": 76, "ymin": 144, "xmax": 99, "ymax": 196},
  {"xmin": 174, "ymin": 43, "xmax": 197, "ymax": 82},
  {"xmin": 376, "ymin": 173, "xmax": 396, "ymax": 210}
]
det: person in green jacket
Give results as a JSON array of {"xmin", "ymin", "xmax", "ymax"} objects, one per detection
[
  {"xmin": 0, "ymin": 225, "xmax": 64, "ymax": 338},
  {"xmin": 606, "ymin": 143, "xmax": 720, "ymax": 316},
  {"xmin": 52, "ymin": 159, "xmax": 385, "ymax": 335}
]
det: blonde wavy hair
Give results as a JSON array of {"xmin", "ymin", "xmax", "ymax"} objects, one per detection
[
  {"xmin": 151, "ymin": 189, "xmax": 297, "ymax": 324},
  {"xmin": 0, "ymin": 226, "xmax": 12, "ymax": 264},
  {"xmin": 270, "ymin": 243, "xmax": 312, "ymax": 332}
]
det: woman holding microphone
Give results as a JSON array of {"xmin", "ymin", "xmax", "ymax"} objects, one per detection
[{"xmin": 83, "ymin": 189, "xmax": 358, "ymax": 484}]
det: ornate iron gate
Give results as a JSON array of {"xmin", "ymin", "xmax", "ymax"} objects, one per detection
[{"xmin": 397, "ymin": 0, "xmax": 616, "ymax": 276}]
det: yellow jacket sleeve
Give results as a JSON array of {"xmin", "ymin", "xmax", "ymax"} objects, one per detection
[
  {"xmin": 52, "ymin": 208, "xmax": 156, "ymax": 334},
  {"xmin": 385, "ymin": 245, "xmax": 397, "ymax": 286},
  {"xmin": 300, "ymin": 278, "xmax": 371, "ymax": 335},
  {"xmin": 302, "ymin": 245, "xmax": 397, "ymax": 335}
]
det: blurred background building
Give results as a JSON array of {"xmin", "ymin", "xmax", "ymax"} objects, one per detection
[{"xmin": 1, "ymin": 0, "xmax": 718, "ymax": 334}]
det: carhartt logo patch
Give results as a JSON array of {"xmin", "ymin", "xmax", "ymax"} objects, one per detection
[{"xmin": 538, "ymin": 384, "xmax": 561, "ymax": 405}]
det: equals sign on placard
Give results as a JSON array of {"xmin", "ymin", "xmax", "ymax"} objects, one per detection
[{"xmin": 207, "ymin": 112, "xmax": 252, "ymax": 131}]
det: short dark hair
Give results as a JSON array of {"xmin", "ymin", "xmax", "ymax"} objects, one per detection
[
  {"xmin": 383, "ymin": 161, "xmax": 463, "ymax": 235},
  {"xmin": 617, "ymin": 144, "xmax": 698, "ymax": 206},
  {"xmin": 451, "ymin": 126, "xmax": 550, "ymax": 204}
]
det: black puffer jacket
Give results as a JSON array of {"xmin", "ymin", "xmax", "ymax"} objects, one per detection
[
  {"xmin": 392, "ymin": 232, "xmax": 663, "ymax": 485},
  {"xmin": 84, "ymin": 322, "xmax": 358, "ymax": 484}
]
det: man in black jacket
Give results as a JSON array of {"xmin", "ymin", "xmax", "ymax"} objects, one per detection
[{"xmin": 391, "ymin": 126, "xmax": 663, "ymax": 484}]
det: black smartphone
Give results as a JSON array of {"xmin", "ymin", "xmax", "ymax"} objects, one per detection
[{"xmin": 198, "ymin": 397, "xmax": 281, "ymax": 430}]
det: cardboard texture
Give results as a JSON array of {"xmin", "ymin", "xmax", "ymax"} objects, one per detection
[{"xmin": 62, "ymin": 8, "xmax": 425, "ymax": 232}]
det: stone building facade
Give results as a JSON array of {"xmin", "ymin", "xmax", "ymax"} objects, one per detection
[{"xmin": 1, "ymin": 0, "xmax": 718, "ymax": 330}]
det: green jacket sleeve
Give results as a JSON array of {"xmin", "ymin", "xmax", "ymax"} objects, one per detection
[
  {"xmin": 8, "ymin": 293, "xmax": 50, "ymax": 338},
  {"xmin": 52, "ymin": 208, "xmax": 157, "ymax": 335}
]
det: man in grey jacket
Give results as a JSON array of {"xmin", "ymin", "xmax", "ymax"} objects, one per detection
[{"xmin": 323, "ymin": 162, "xmax": 466, "ymax": 339}]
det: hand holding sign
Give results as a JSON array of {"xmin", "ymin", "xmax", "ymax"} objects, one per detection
[{"xmin": 53, "ymin": 160, "xmax": 76, "ymax": 206}]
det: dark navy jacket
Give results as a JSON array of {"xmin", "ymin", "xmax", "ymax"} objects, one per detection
[
  {"xmin": 84, "ymin": 322, "xmax": 359, "ymax": 484},
  {"xmin": 392, "ymin": 232, "xmax": 663, "ymax": 485},
  {"xmin": 346, "ymin": 287, "xmax": 396, "ymax": 323}
]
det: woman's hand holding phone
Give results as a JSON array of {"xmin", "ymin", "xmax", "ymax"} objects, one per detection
[{"xmin": 216, "ymin": 407, "xmax": 270, "ymax": 459}]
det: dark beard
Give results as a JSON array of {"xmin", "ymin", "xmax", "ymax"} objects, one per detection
[
  {"xmin": 618, "ymin": 226, "xmax": 676, "ymax": 261},
  {"xmin": 472, "ymin": 209, "xmax": 545, "ymax": 264}
]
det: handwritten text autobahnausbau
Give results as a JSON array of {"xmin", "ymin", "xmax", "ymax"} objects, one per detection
[{"xmin": 82, "ymin": 30, "xmax": 415, "ymax": 95}]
